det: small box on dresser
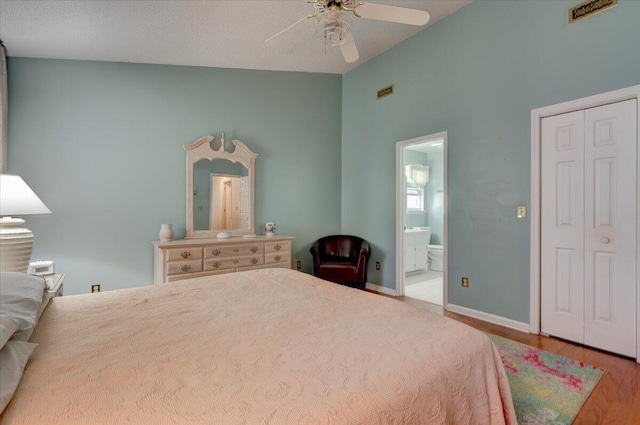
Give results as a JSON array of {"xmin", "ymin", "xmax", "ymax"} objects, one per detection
[{"xmin": 152, "ymin": 236, "xmax": 294, "ymax": 284}]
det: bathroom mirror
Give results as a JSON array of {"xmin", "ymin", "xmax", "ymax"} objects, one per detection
[{"xmin": 185, "ymin": 133, "xmax": 257, "ymax": 239}]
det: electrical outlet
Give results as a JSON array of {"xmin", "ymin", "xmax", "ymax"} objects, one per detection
[
  {"xmin": 91, "ymin": 284, "xmax": 101, "ymax": 293},
  {"xmin": 296, "ymin": 260, "xmax": 301, "ymax": 269},
  {"xmin": 376, "ymin": 262, "xmax": 381, "ymax": 271},
  {"xmin": 461, "ymin": 277, "xmax": 469, "ymax": 288}
]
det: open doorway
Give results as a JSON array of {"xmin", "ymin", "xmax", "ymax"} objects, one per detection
[
  {"xmin": 395, "ymin": 132, "xmax": 447, "ymax": 306},
  {"xmin": 210, "ymin": 175, "xmax": 244, "ymax": 230}
]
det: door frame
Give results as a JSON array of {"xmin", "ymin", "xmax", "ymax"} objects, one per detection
[
  {"xmin": 395, "ymin": 131, "xmax": 448, "ymax": 306},
  {"xmin": 530, "ymin": 85, "xmax": 640, "ymax": 362}
]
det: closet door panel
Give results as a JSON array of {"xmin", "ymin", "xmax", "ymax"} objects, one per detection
[
  {"xmin": 584, "ymin": 99, "xmax": 637, "ymax": 357},
  {"xmin": 541, "ymin": 110, "xmax": 585, "ymax": 343}
]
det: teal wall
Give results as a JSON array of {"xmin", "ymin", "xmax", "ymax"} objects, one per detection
[
  {"xmin": 7, "ymin": 1, "xmax": 640, "ymax": 322},
  {"xmin": 342, "ymin": 0, "xmax": 640, "ymax": 322},
  {"xmin": 7, "ymin": 59, "xmax": 342, "ymax": 294}
]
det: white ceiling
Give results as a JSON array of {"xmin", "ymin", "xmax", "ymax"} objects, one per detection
[{"xmin": 0, "ymin": 0, "xmax": 471, "ymax": 75}]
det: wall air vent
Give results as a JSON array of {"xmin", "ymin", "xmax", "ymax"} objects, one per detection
[
  {"xmin": 569, "ymin": 0, "xmax": 617, "ymax": 24},
  {"xmin": 377, "ymin": 84, "xmax": 394, "ymax": 100}
]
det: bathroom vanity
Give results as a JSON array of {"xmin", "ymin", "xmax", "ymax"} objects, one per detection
[{"xmin": 404, "ymin": 228, "xmax": 431, "ymax": 272}]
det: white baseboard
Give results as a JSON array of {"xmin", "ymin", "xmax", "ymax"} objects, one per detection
[
  {"xmin": 446, "ymin": 303, "xmax": 530, "ymax": 333},
  {"xmin": 365, "ymin": 282, "xmax": 397, "ymax": 296}
]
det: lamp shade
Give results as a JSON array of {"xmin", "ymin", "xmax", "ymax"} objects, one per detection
[
  {"xmin": 0, "ymin": 175, "xmax": 51, "ymax": 272},
  {"xmin": 0, "ymin": 174, "xmax": 51, "ymax": 216}
]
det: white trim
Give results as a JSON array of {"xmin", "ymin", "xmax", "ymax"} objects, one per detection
[
  {"xmin": 395, "ymin": 131, "xmax": 448, "ymax": 307},
  {"xmin": 365, "ymin": 282, "xmax": 397, "ymax": 296},
  {"xmin": 446, "ymin": 303, "xmax": 530, "ymax": 333},
  {"xmin": 530, "ymin": 85, "xmax": 640, "ymax": 363},
  {"xmin": 443, "ymin": 136, "xmax": 449, "ymax": 308},
  {"xmin": 530, "ymin": 108, "xmax": 542, "ymax": 334}
]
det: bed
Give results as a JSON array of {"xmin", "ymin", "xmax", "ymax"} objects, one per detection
[{"xmin": 1, "ymin": 268, "xmax": 516, "ymax": 424}]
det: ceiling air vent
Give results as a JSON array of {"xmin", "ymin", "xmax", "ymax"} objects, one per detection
[
  {"xmin": 377, "ymin": 84, "xmax": 394, "ymax": 100},
  {"xmin": 569, "ymin": 0, "xmax": 617, "ymax": 23}
]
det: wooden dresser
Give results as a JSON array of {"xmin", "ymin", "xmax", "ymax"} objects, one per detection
[{"xmin": 152, "ymin": 235, "xmax": 294, "ymax": 284}]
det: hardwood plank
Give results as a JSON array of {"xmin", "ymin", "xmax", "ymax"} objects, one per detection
[{"xmin": 384, "ymin": 294, "xmax": 640, "ymax": 424}]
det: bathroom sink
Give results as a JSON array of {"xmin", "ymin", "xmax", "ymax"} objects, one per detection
[{"xmin": 405, "ymin": 227, "xmax": 431, "ymax": 232}]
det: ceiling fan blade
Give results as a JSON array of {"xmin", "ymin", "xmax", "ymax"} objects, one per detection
[
  {"xmin": 265, "ymin": 14, "xmax": 317, "ymax": 44},
  {"xmin": 340, "ymin": 36, "xmax": 359, "ymax": 63},
  {"xmin": 354, "ymin": 2, "xmax": 430, "ymax": 26}
]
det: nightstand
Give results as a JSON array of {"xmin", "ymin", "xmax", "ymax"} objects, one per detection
[{"xmin": 44, "ymin": 273, "xmax": 65, "ymax": 297}]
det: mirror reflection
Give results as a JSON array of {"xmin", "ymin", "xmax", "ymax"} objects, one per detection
[
  {"xmin": 185, "ymin": 133, "xmax": 257, "ymax": 239},
  {"xmin": 193, "ymin": 159, "xmax": 249, "ymax": 231}
]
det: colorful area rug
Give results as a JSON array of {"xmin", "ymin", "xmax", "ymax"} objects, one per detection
[{"xmin": 486, "ymin": 333, "xmax": 604, "ymax": 425}]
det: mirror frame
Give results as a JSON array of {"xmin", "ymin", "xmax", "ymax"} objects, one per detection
[{"xmin": 184, "ymin": 133, "xmax": 258, "ymax": 239}]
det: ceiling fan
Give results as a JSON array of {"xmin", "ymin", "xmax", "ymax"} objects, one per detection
[{"xmin": 265, "ymin": 0, "xmax": 431, "ymax": 63}]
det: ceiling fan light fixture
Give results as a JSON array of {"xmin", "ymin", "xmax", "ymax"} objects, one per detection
[
  {"xmin": 317, "ymin": 11, "xmax": 353, "ymax": 46},
  {"xmin": 267, "ymin": 0, "xmax": 430, "ymax": 63}
]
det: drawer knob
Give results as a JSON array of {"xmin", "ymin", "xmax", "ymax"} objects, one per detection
[
  {"xmin": 211, "ymin": 261, "xmax": 221, "ymax": 269},
  {"xmin": 251, "ymin": 257, "xmax": 259, "ymax": 264},
  {"xmin": 274, "ymin": 255, "xmax": 281, "ymax": 262},
  {"xmin": 180, "ymin": 264, "xmax": 191, "ymax": 272},
  {"xmin": 274, "ymin": 244, "xmax": 281, "ymax": 251},
  {"xmin": 250, "ymin": 246, "xmax": 259, "ymax": 253},
  {"xmin": 180, "ymin": 251, "xmax": 191, "ymax": 259},
  {"xmin": 211, "ymin": 249, "xmax": 221, "ymax": 256},
  {"xmin": 233, "ymin": 248, "xmax": 239, "ymax": 253},
  {"xmin": 233, "ymin": 259, "xmax": 239, "ymax": 264}
]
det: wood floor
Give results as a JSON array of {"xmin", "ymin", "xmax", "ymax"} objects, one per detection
[{"xmin": 391, "ymin": 295, "xmax": 640, "ymax": 425}]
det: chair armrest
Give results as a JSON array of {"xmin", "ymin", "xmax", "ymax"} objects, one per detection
[
  {"xmin": 310, "ymin": 242, "xmax": 321, "ymax": 274},
  {"xmin": 355, "ymin": 241, "xmax": 370, "ymax": 276},
  {"xmin": 358, "ymin": 241, "xmax": 370, "ymax": 259}
]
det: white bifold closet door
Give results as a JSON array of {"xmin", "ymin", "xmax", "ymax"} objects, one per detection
[{"xmin": 541, "ymin": 99, "xmax": 637, "ymax": 358}]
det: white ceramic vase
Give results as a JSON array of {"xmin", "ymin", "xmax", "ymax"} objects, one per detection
[
  {"xmin": 159, "ymin": 224, "xmax": 174, "ymax": 241},
  {"xmin": 265, "ymin": 222, "xmax": 276, "ymax": 236}
]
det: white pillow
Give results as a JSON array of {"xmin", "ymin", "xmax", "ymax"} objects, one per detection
[
  {"xmin": 0, "ymin": 340, "xmax": 38, "ymax": 413},
  {"xmin": 11, "ymin": 292, "xmax": 53, "ymax": 342},
  {"xmin": 0, "ymin": 315, "xmax": 20, "ymax": 349},
  {"xmin": 0, "ymin": 273, "xmax": 46, "ymax": 342}
]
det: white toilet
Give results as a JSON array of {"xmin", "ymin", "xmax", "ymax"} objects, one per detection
[{"xmin": 428, "ymin": 245, "xmax": 443, "ymax": 271}]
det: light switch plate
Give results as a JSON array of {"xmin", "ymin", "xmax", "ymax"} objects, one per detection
[{"xmin": 517, "ymin": 205, "xmax": 527, "ymax": 218}]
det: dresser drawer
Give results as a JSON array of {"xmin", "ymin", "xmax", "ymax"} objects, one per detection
[
  {"xmin": 204, "ymin": 244, "xmax": 264, "ymax": 258},
  {"xmin": 265, "ymin": 241, "xmax": 289, "ymax": 253},
  {"xmin": 265, "ymin": 252, "xmax": 290, "ymax": 265},
  {"xmin": 167, "ymin": 248, "xmax": 203, "ymax": 261},
  {"xmin": 205, "ymin": 255, "xmax": 264, "ymax": 271},
  {"xmin": 166, "ymin": 259, "xmax": 203, "ymax": 276},
  {"xmin": 153, "ymin": 236, "xmax": 294, "ymax": 284}
]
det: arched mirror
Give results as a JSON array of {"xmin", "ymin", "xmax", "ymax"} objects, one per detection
[{"xmin": 185, "ymin": 133, "xmax": 257, "ymax": 239}]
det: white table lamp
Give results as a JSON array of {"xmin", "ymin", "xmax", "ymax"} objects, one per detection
[{"xmin": 0, "ymin": 174, "xmax": 52, "ymax": 272}]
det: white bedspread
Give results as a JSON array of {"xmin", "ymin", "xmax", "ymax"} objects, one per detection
[{"xmin": 3, "ymin": 268, "xmax": 516, "ymax": 424}]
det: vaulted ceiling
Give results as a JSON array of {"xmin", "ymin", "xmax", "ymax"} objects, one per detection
[{"xmin": 0, "ymin": 0, "xmax": 472, "ymax": 74}]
